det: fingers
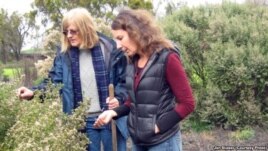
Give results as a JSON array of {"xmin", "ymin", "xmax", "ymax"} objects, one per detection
[
  {"xmin": 17, "ymin": 87, "xmax": 25, "ymax": 99},
  {"xmin": 16, "ymin": 87, "xmax": 33, "ymax": 100},
  {"xmin": 94, "ymin": 117, "xmax": 105, "ymax": 128},
  {"xmin": 106, "ymin": 97, "xmax": 119, "ymax": 109},
  {"xmin": 94, "ymin": 113, "xmax": 108, "ymax": 128},
  {"xmin": 17, "ymin": 87, "xmax": 24, "ymax": 96},
  {"xmin": 93, "ymin": 110, "xmax": 116, "ymax": 128}
]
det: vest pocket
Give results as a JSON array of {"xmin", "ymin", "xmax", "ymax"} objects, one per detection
[{"xmin": 136, "ymin": 116, "xmax": 156, "ymax": 143}]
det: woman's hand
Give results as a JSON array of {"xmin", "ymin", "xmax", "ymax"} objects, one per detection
[
  {"xmin": 94, "ymin": 110, "xmax": 117, "ymax": 128},
  {"xmin": 106, "ymin": 97, "xmax": 120, "ymax": 109},
  {"xmin": 155, "ymin": 125, "xmax": 160, "ymax": 134},
  {"xmin": 17, "ymin": 87, "xmax": 34, "ymax": 100}
]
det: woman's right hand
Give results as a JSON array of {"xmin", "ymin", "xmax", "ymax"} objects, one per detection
[
  {"xmin": 94, "ymin": 110, "xmax": 117, "ymax": 128},
  {"xmin": 106, "ymin": 97, "xmax": 120, "ymax": 109},
  {"xmin": 17, "ymin": 87, "xmax": 34, "ymax": 100}
]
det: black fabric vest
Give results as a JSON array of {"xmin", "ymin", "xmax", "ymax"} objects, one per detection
[{"xmin": 126, "ymin": 49, "xmax": 179, "ymax": 146}]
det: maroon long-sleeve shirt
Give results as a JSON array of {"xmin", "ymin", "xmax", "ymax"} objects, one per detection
[{"xmin": 114, "ymin": 52, "xmax": 195, "ymax": 132}]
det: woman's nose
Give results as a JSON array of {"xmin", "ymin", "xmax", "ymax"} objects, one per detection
[
  {"xmin": 67, "ymin": 34, "xmax": 72, "ymax": 38},
  {"xmin": 115, "ymin": 40, "xmax": 122, "ymax": 48}
]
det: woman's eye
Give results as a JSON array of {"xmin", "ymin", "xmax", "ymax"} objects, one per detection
[{"xmin": 117, "ymin": 36, "xmax": 123, "ymax": 40}]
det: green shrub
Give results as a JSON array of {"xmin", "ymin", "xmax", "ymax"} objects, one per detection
[
  {"xmin": 231, "ymin": 127, "xmax": 255, "ymax": 141},
  {"xmin": 0, "ymin": 81, "xmax": 20, "ymax": 143},
  {"xmin": 206, "ymin": 42, "xmax": 267, "ymax": 128},
  {"xmin": 0, "ymin": 82, "xmax": 89, "ymax": 151},
  {"xmin": 161, "ymin": 2, "xmax": 268, "ymax": 129}
]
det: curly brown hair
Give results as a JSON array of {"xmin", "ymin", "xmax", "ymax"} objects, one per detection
[{"xmin": 111, "ymin": 8, "xmax": 173, "ymax": 56}]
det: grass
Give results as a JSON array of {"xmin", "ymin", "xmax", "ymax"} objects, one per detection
[
  {"xmin": 183, "ymin": 118, "xmax": 213, "ymax": 132},
  {"xmin": 3, "ymin": 68, "xmax": 22, "ymax": 79},
  {"xmin": 22, "ymin": 48, "xmax": 42, "ymax": 54},
  {"xmin": 230, "ymin": 127, "xmax": 255, "ymax": 141}
]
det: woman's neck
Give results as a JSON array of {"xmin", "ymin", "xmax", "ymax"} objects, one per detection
[{"xmin": 137, "ymin": 54, "xmax": 149, "ymax": 68}]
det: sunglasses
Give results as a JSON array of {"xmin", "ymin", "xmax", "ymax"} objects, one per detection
[{"xmin": 62, "ymin": 29, "xmax": 79, "ymax": 36}]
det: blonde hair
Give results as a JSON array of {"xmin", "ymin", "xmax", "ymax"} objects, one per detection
[{"xmin": 61, "ymin": 8, "xmax": 99, "ymax": 52}]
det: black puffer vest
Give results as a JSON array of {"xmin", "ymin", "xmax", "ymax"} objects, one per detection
[{"xmin": 126, "ymin": 49, "xmax": 179, "ymax": 146}]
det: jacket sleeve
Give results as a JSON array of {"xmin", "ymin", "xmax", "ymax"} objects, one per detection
[
  {"xmin": 111, "ymin": 49, "xmax": 128, "ymax": 104},
  {"xmin": 100, "ymin": 33, "xmax": 128, "ymax": 104}
]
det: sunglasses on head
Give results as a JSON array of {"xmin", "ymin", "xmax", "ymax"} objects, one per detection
[{"xmin": 62, "ymin": 29, "xmax": 79, "ymax": 36}]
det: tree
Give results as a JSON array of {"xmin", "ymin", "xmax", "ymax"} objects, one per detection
[
  {"xmin": 0, "ymin": 9, "xmax": 12, "ymax": 64},
  {"xmin": 31, "ymin": 0, "xmax": 153, "ymax": 28},
  {"xmin": 0, "ymin": 9, "xmax": 37, "ymax": 62},
  {"xmin": 8, "ymin": 12, "xmax": 36, "ymax": 60}
]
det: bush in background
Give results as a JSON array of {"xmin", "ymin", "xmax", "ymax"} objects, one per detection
[{"xmin": 161, "ymin": 2, "xmax": 268, "ymax": 129}]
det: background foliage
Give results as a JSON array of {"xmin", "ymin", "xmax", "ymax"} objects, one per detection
[{"xmin": 161, "ymin": 2, "xmax": 268, "ymax": 129}]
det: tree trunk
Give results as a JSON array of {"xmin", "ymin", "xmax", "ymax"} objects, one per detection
[
  {"xmin": 14, "ymin": 49, "xmax": 20, "ymax": 61},
  {"xmin": 1, "ymin": 41, "xmax": 8, "ymax": 64}
]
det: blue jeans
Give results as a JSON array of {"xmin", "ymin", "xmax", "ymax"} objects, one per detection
[
  {"xmin": 132, "ymin": 131, "xmax": 182, "ymax": 151},
  {"xmin": 86, "ymin": 117, "xmax": 112, "ymax": 151},
  {"xmin": 116, "ymin": 126, "xmax": 127, "ymax": 151},
  {"xmin": 116, "ymin": 116, "xmax": 129, "ymax": 151}
]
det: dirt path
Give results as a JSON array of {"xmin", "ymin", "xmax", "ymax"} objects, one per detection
[
  {"xmin": 126, "ymin": 127, "xmax": 268, "ymax": 151},
  {"xmin": 182, "ymin": 127, "xmax": 268, "ymax": 151}
]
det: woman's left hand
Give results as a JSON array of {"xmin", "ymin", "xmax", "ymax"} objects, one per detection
[
  {"xmin": 94, "ymin": 110, "xmax": 117, "ymax": 128},
  {"xmin": 155, "ymin": 125, "xmax": 160, "ymax": 134}
]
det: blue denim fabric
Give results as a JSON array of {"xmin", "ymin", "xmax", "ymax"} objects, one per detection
[
  {"xmin": 116, "ymin": 116, "xmax": 129, "ymax": 151},
  {"xmin": 116, "ymin": 116, "xmax": 129, "ymax": 139},
  {"xmin": 115, "ymin": 116, "xmax": 129, "ymax": 151},
  {"xmin": 132, "ymin": 131, "xmax": 182, "ymax": 151},
  {"xmin": 117, "ymin": 127, "xmax": 127, "ymax": 151},
  {"xmin": 86, "ymin": 117, "xmax": 112, "ymax": 151}
]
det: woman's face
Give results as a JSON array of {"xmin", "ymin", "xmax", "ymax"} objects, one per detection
[
  {"xmin": 112, "ymin": 29, "xmax": 138, "ymax": 57},
  {"xmin": 63, "ymin": 24, "xmax": 82, "ymax": 47}
]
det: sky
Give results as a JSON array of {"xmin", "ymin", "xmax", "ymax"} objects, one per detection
[
  {"xmin": 0, "ymin": 0, "xmax": 34, "ymax": 14},
  {"xmin": 0, "ymin": 0, "xmax": 246, "ymax": 49}
]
